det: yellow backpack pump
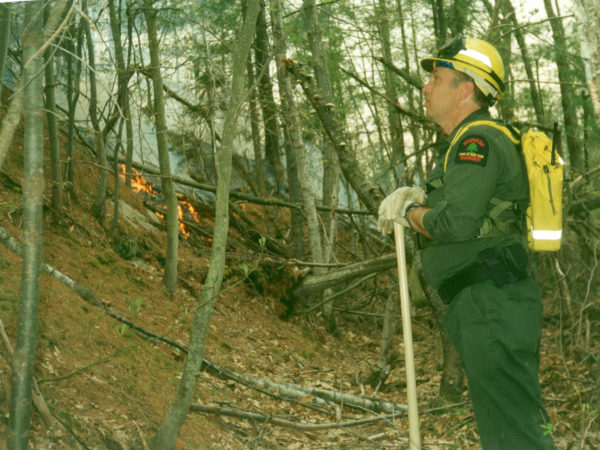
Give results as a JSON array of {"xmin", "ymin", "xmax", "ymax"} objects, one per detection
[{"xmin": 446, "ymin": 121, "xmax": 564, "ymax": 251}]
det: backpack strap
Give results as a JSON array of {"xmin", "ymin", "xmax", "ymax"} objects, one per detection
[
  {"xmin": 439, "ymin": 120, "xmax": 523, "ymax": 239},
  {"xmin": 443, "ymin": 120, "xmax": 519, "ymax": 172}
]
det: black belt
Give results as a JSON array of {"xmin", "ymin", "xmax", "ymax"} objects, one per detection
[{"xmin": 438, "ymin": 244, "xmax": 529, "ymax": 304}]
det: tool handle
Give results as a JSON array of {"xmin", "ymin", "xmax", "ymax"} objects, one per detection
[{"xmin": 394, "ymin": 223, "xmax": 421, "ymax": 449}]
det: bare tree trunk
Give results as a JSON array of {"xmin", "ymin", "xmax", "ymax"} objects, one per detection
[
  {"xmin": 144, "ymin": 3, "xmax": 179, "ymax": 297},
  {"xmin": 245, "ymin": 54, "xmax": 266, "ymax": 196},
  {"xmin": 65, "ymin": 19, "xmax": 83, "ymax": 195},
  {"xmin": 124, "ymin": 1, "xmax": 135, "ymax": 188},
  {"xmin": 432, "ymin": 0, "xmax": 447, "ymax": 45},
  {"xmin": 0, "ymin": 0, "xmax": 69, "ymax": 174},
  {"xmin": 367, "ymin": 292, "xmax": 398, "ymax": 390},
  {"xmin": 7, "ymin": 3, "xmax": 45, "ymax": 447},
  {"xmin": 377, "ymin": 0, "xmax": 405, "ymax": 188},
  {"xmin": 573, "ymin": 0, "xmax": 600, "ymax": 115},
  {"xmin": 0, "ymin": 3, "xmax": 12, "ymax": 106},
  {"xmin": 282, "ymin": 135, "xmax": 306, "ymax": 258},
  {"xmin": 254, "ymin": 0, "xmax": 283, "ymax": 191},
  {"xmin": 0, "ymin": 83, "xmax": 23, "ymax": 171},
  {"xmin": 543, "ymin": 0, "xmax": 582, "ymax": 172},
  {"xmin": 272, "ymin": 0, "xmax": 324, "ymax": 267},
  {"xmin": 150, "ymin": 2, "xmax": 260, "ymax": 448},
  {"xmin": 300, "ymin": 0, "xmax": 340, "ymax": 235},
  {"xmin": 109, "ymin": 0, "xmax": 133, "ymax": 187},
  {"xmin": 301, "ymin": 0, "xmax": 341, "ymax": 332},
  {"xmin": 506, "ymin": 0, "xmax": 545, "ymax": 124},
  {"xmin": 396, "ymin": 0, "xmax": 423, "ymax": 180},
  {"xmin": 44, "ymin": 32, "xmax": 63, "ymax": 223},
  {"xmin": 263, "ymin": 0, "xmax": 305, "ymax": 258},
  {"xmin": 83, "ymin": 0, "xmax": 108, "ymax": 222}
]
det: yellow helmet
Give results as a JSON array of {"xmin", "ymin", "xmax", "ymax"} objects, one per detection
[{"xmin": 421, "ymin": 34, "xmax": 505, "ymax": 105}]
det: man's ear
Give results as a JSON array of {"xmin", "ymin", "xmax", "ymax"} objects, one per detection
[{"xmin": 459, "ymin": 80, "xmax": 475, "ymax": 101}]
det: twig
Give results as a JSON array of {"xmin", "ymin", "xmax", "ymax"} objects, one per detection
[
  {"xmin": 191, "ymin": 403, "xmax": 401, "ymax": 431},
  {"xmin": 570, "ymin": 164, "xmax": 600, "ymax": 190},
  {"xmin": 192, "ymin": 400, "xmax": 468, "ymax": 431}
]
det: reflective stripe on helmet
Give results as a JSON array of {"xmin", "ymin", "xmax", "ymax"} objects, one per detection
[{"xmin": 458, "ymin": 48, "xmax": 492, "ymax": 70}]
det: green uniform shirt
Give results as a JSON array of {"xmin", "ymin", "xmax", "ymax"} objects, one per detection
[{"xmin": 420, "ymin": 109, "xmax": 528, "ymax": 288}]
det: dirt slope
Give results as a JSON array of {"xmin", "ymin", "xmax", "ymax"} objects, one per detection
[{"xmin": 0, "ymin": 134, "xmax": 596, "ymax": 449}]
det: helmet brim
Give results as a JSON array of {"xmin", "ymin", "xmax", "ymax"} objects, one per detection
[{"xmin": 420, "ymin": 57, "xmax": 448, "ymax": 73}]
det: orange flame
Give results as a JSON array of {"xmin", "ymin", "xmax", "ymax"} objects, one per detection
[
  {"xmin": 120, "ymin": 164, "xmax": 204, "ymax": 240},
  {"xmin": 181, "ymin": 199, "xmax": 200, "ymax": 223},
  {"xmin": 119, "ymin": 164, "xmax": 157, "ymax": 196},
  {"xmin": 177, "ymin": 204, "xmax": 190, "ymax": 239}
]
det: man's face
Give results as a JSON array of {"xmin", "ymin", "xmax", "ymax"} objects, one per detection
[{"xmin": 422, "ymin": 66, "xmax": 463, "ymax": 126}]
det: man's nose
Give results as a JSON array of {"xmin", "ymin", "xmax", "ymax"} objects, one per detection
[{"xmin": 422, "ymin": 80, "xmax": 431, "ymax": 94}]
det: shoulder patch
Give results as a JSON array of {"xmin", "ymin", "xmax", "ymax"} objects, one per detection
[{"xmin": 455, "ymin": 134, "xmax": 489, "ymax": 166}]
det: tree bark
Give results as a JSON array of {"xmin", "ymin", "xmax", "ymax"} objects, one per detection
[
  {"xmin": 245, "ymin": 53, "xmax": 267, "ymax": 196},
  {"xmin": 0, "ymin": 83, "xmax": 24, "ymax": 172},
  {"xmin": 543, "ymin": 0, "xmax": 582, "ymax": 172},
  {"xmin": 44, "ymin": 30, "xmax": 63, "ymax": 223},
  {"xmin": 301, "ymin": 0, "xmax": 340, "ymax": 244},
  {"xmin": 432, "ymin": 0, "xmax": 447, "ymax": 46},
  {"xmin": 109, "ymin": 0, "xmax": 134, "ymax": 188},
  {"xmin": 376, "ymin": 0, "xmax": 405, "ymax": 189},
  {"xmin": 0, "ymin": 3, "xmax": 12, "ymax": 106},
  {"xmin": 396, "ymin": 0, "xmax": 423, "ymax": 180},
  {"xmin": 506, "ymin": 0, "xmax": 545, "ymax": 124},
  {"xmin": 268, "ymin": 0, "xmax": 305, "ymax": 258},
  {"xmin": 150, "ymin": 2, "xmax": 260, "ymax": 448},
  {"xmin": 7, "ymin": 2, "xmax": 45, "ymax": 447},
  {"xmin": 254, "ymin": 0, "xmax": 283, "ymax": 191},
  {"xmin": 300, "ymin": 0, "xmax": 343, "ymax": 331},
  {"xmin": 144, "ymin": 3, "xmax": 180, "ymax": 297},
  {"xmin": 573, "ymin": 0, "xmax": 600, "ymax": 115},
  {"xmin": 65, "ymin": 18, "xmax": 84, "ymax": 195},
  {"xmin": 288, "ymin": 252, "xmax": 400, "ymax": 309},
  {"xmin": 83, "ymin": 0, "xmax": 109, "ymax": 222},
  {"xmin": 367, "ymin": 292, "xmax": 398, "ymax": 390}
]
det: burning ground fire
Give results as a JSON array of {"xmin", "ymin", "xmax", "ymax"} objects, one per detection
[{"xmin": 119, "ymin": 164, "xmax": 201, "ymax": 239}]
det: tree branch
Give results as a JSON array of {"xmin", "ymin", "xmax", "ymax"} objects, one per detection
[{"xmin": 191, "ymin": 403, "xmax": 402, "ymax": 430}]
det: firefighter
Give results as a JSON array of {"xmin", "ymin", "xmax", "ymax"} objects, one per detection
[{"xmin": 377, "ymin": 35, "xmax": 554, "ymax": 449}]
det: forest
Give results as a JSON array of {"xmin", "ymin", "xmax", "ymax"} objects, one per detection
[{"xmin": 0, "ymin": 0, "xmax": 599, "ymax": 448}]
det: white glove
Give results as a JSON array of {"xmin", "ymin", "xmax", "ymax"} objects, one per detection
[{"xmin": 377, "ymin": 186, "xmax": 426, "ymax": 235}]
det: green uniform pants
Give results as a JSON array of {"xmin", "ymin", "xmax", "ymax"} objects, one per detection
[{"xmin": 443, "ymin": 277, "xmax": 554, "ymax": 449}]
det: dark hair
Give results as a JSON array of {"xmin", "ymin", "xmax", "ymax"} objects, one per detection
[{"xmin": 451, "ymin": 70, "xmax": 490, "ymax": 109}]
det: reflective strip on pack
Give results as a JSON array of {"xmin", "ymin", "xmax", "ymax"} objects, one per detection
[{"xmin": 531, "ymin": 229, "xmax": 562, "ymax": 241}]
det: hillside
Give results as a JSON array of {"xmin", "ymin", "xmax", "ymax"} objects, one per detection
[{"xmin": 0, "ymin": 130, "xmax": 597, "ymax": 449}]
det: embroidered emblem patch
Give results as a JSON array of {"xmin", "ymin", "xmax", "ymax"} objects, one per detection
[{"xmin": 455, "ymin": 135, "xmax": 489, "ymax": 166}]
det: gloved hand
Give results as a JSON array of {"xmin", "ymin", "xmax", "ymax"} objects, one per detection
[{"xmin": 377, "ymin": 186, "xmax": 426, "ymax": 235}]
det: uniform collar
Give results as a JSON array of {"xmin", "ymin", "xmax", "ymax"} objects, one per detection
[{"xmin": 447, "ymin": 109, "xmax": 491, "ymax": 141}]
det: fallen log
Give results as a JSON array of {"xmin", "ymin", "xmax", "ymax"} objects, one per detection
[{"xmin": 283, "ymin": 250, "xmax": 411, "ymax": 315}]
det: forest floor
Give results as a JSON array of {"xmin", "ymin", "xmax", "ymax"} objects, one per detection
[{"xmin": 0, "ymin": 133, "xmax": 598, "ymax": 449}]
